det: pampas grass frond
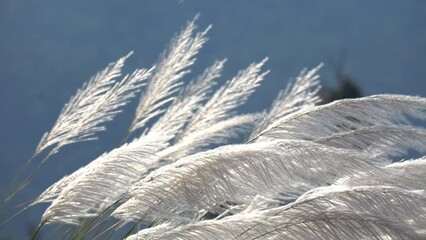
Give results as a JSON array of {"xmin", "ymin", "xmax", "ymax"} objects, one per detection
[
  {"xmin": 249, "ymin": 94, "xmax": 426, "ymax": 142},
  {"xmin": 35, "ymin": 53, "xmax": 152, "ymax": 160},
  {"xmin": 41, "ymin": 131, "xmax": 169, "ymax": 225},
  {"xmin": 126, "ymin": 185, "xmax": 425, "ymax": 239},
  {"xmin": 111, "ymin": 140, "xmax": 387, "ymax": 222},
  {"xmin": 3, "ymin": 15, "xmax": 426, "ymax": 240},
  {"xmin": 127, "ymin": 15, "xmax": 211, "ymax": 138},
  {"xmin": 315, "ymin": 125, "xmax": 426, "ymax": 158},
  {"xmin": 250, "ymin": 64, "xmax": 322, "ymax": 140}
]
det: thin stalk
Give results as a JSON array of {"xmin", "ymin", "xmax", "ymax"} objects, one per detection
[
  {"xmin": 31, "ymin": 221, "xmax": 46, "ymax": 240},
  {"xmin": 0, "ymin": 153, "xmax": 50, "ymax": 213},
  {"xmin": 71, "ymin": 196, "xmax": 125, "ymax": 240},
  {"xmin": 92, "ymin": 220, "xmax": 124, "ymax": 240},
  {"xmin": 122, "ymin": 220, "xmax": 142, "ymax": 239}
]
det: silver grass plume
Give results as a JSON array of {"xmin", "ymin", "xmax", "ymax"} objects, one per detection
[
  {"xmin": 35, "ymin": 52, "xmax": 152, "ymax": 160},
  {"xmin": 337, "ymin": 157, "xmax": 426, "ymax": 191},
  {"xmin": 41, "ymin": 131, "xmax": 169, "ymax": 225},
  {"xmin": 128, "ymin": 214, "xmax": 418, "ymax": 239},
  {"xmin": 31, "ymin": 60, "xmax": 224, "ymax": 208},
  {"xmin": 33, "ymin": 17, "xmax": 213, "ymax": 222},
  {"xmin": 39, "ymin": 84, "xmax": 208, "ymax": 224},
  {"xmin": 161, "ymin": 58, "xmax": 269, "ymax": 159},
  {"xmin": 31, "ymin": 174, "xmax": 76, "ymax": 206},
  {"xmin": 38, "ymin": 108, "xmax": 183, "ymax": 224},
  {"xmin": 127, "ymin": 16, "xmax": 211, "ymax": 138},
  {"xmin": 112, "ymin": 140, "xmax": 387, "ymax": 222},
  {"xmin": 39, "ymin": 52, "xmax": 223, "ymax": 226},
  {"xmin": 288, "ymin": 185, "xmax": 426, "ymax": 228},
  {"xmin": 181, "ymin": 59, "xmax": 226, "ymax": 101},
  {"xmin": 249, "ymin": 94, "xmax": 426, "ymax": 142},
  {"xmin": 250, "ymin": 64, "xmax": 322, "ymax": 140},
  {"xmin": 315, "ymin": 125, "xmax": 426, "ymax": 158},
  {"xmin": 126, "ymin": 185, "xmax": 424, "ymax": 239},
  {"xmin": 110, "ymin": 60, "xmax": 271, "ymax": 223},
  {"xmin": 17, "ymin": 15, "xmax": 426, "ymax": 240},
  {"xmin": 148, "ymin": 59, "xmax": 226, "ymax": 146},
  {"xmin": 179, "ymin": 58, "xmax": 269, "ymax": 141},
  {"xmin": 99, "ymin": 61, "xmax": 267, "ymax": 226},
  {"xmin": 158, "ymin": 114, "xmax": 263, "ymax": 160}
]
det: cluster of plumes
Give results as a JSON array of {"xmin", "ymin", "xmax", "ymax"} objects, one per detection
[{"xmin": 30, "ymin": 17, "xmax": 426, "ymax": 239}]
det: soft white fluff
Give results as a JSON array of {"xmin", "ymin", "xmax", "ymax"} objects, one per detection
[
  {"xmin": 128, "ymin": 16, "xmax": 210, "ymax": 136},
  {"xmin": 249, "ymin": 94, "xmax": 426, "ymax": 142},
  {"xmin": 337, "ymin": 157, "xmax": 426, "ymax": 190},
  {"xmin": 162, "ymin": 58, "xmax": 269, "ymax": 160},
  {"xmin": 126, "ymin": 185, "xmax": 424, "ymax": 239},
  {"xmin": 28, "ymin": 16, "xmax": 426, "ymax": 240},
  {"xmin": 112, "ymin": 140, "xmax": 387, "ymax": 222},
  {"xmin": 35, "ymin": 53, "xmax": 151, "ymax": 160},
  {"xmin": 41, "ymin": 132, "xmax": 169, "ymax": 225},
  {"xmin": 315, "ymin": 125, "xmax": 426, "ymax": 158},
  {"xmin": 251, "ymin": 64, "xmax": 322, "ymax": 140}
]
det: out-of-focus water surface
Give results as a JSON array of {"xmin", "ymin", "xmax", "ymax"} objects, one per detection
[{"xmin": 0, "ymin": 1, "xmax": 425, "ymax": 239}]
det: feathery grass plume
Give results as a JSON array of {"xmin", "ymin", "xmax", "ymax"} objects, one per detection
[
  {"xmin": 111, "ymin": 60, "xmax": 295, "ymax": 225},
  {"xmin": 31, "ymin": 174, "xmax": 76, "ymax": 206},
  {"xmin": 315, "ymin": 125, "xmax": 426, "ymax": 158},
  {"xmin": 287, "ymin": 185, "xmax": 426, "ymax": 227},
  {"xmin": 182, "ymin": 59, "xmax": 226, "ymax": 101},
  {"xmin": 386, "ymin": 156, "xmax": 426, "ymax": 172},
  {"xmin": 148, "ymin": 62, "xmax": 264, "ymax": 160},
  {"xmin": 126, "ymin": 213, "xmax": 418, "ymax": 239},
  {"xmin": 249, "ymin": 94, "xmax": 426, "ymax": 142},
  {"xmin": 90, "ymin": 59, "xmax": 268, "ymax": 228},
  {"xmin": 125, "ymin": 186, "xmax": 425, "ymax": 239},
  {"xmin": 159, "ymin": 113, "xmax": 263, "ymax": 160},
  {"xmin": 126, "ymin": 15, "xmax": 211, "ymax": 139},
  {"xmin": 31, "ymin": 60, "xmax": 224, "ymax": 208},
  {"xmin": 159, "ymin": 58, "xmax": 269, "ymax": 160},
  {"xmin": 41, "ymin": 131, "xmax": 169, "ymax": 225},
  {"xmin": 128, "ymin": 213, "xmax": 418, "ymax": 239},
  {"xmin": 111, "ymin": 140, "xmax": 387, "ymax": 222},
  {"xmin": 250, "ymin": 64, "xmax": 322, "ymax": 140},
  {"xmin": 177, "ymin": 58, "xmax": 269, "ymax": 142},
  {"xmin": 337, "ymin": 157, "xmax": 426, "ymax": 190},
  {"xmin": 35, "ymin": 52, "xmax": 152, "ymax": 160},
  {"xmin": 1, "ymin": 53, "xmax": 151, "ymax": 217},
  {"xmin": 6, "ymin": 14, "xmax": 426, "ymax": 240},
  {"xmin": 33, "ymin": 20, "xmax": 216, "ymax": 227},
  {"xmin": 38, "ymin": 55, "xmax": 223, "ymax": 227},
  {"xmin": 91, "ymin": 61, "xmax": 267, "ymax": 222},
  {"xmin": 31, "ymin": 158, "xmax": 103, "ymax": 207},
  {"xmin": 147, "ymin": 60, "xmax": 226, "ymax": 145},
  {"xmin": 125, "ymin": 223, "xmax": 175, "ymax": 240}
]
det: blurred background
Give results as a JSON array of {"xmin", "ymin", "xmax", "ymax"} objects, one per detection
[{"xmin": 0, "ymin": 1, "xmax": 425, "ymax": 239}]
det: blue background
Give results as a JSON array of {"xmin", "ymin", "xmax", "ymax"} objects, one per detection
[{"xmin": 1, "ymin": 1, "xmax": 425, "ymax": 239}]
